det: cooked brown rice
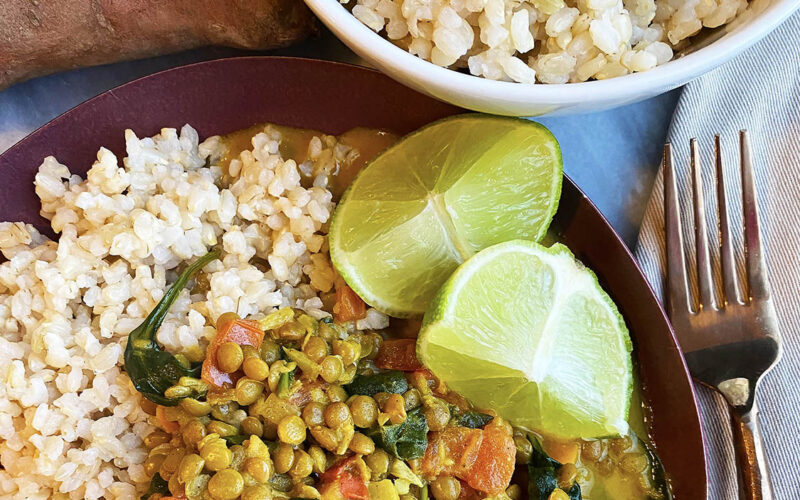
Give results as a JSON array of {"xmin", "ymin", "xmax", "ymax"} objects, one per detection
[{"xmin": 348, "ymin": 0, "xmax": 748, "ymax": 83}]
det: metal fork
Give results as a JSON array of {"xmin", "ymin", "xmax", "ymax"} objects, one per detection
[{"xmin": 663, "ymin": 131, "xmax": 782, "ymax": 500}]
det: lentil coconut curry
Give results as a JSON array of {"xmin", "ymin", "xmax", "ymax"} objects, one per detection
[
  {"xmin": 126, "ymin": 122, "xmax": 667, "ymax": 500},
  {"xmin": 0, "ymin": 116, "xmax": 668, "ymax": 500}
]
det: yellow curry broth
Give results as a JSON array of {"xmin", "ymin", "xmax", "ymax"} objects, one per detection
[{"xmin": 219, "ymin": 122, "xmax": 398, "ymax": 200}]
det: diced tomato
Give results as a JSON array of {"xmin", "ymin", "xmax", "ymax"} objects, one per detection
[
  {"xmin": 201, "ymin": 319, "xmax": 264, "ymax": 387},
  {"xmin": 156, "ymin": 405, "xmax": 179, "ymax": 434},
  {"xmin": 463, "ymin": 419, "xmax": 516, "ymax": 495},
  {"xmin": 333, "ymin": 286, "xmax": 367, "ymax": 323},
  {"xmin": 422, "ymin": 427, "xmax": 484, "ymax": 477},
  {"xmin": 375, "ymin": 338, "xmax": 424, "ymax": 371},
  {"xmin": 339, "ymin": 473, "xmax": 369, "ymax": 500},
  {"xmin": 320, "ymin": 455, "xmax": 368, "ymax": 500}
]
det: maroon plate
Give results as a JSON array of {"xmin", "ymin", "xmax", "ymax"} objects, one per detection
[{"xmin": 0, "ymin": 56, "xmax": 706, "ymax": 496}]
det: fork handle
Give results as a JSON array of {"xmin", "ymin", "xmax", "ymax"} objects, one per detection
[{"xmin": 731, "ymin": 402, "xmax": 774, "ymax": 500}]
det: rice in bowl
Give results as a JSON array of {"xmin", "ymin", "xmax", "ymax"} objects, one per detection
[
  {"xmin": 0, "ymin": 125, "xmax": 387, "ymax": 499},
  {"xmin": 348, "ymin": 0, "xmax": 748, "ymax": 83}
]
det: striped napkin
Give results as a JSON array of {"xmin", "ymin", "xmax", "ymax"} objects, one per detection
[{"xmin": 635, "ymin": 11, "xmax": 800, "ymax": 499}]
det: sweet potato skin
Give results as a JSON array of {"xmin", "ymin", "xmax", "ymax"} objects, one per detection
[{"xmin": 0, "ymin": 0, "xmax": 316, "ymax": 89}]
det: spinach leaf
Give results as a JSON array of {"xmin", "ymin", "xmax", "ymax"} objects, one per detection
[
  {"xmin": 527, "ymin": 437, "xmax": 582, "ymax": 500},
  {"xmin": 124, "ymin": 251, "xmax": 219, "ymax": 406},
  {"xmin": 141, "ymin": 472, "xmax": 169, "ymax": 500},
  {"xmin": 454, "ymin": 410, "xmax": 494, "ymax": 429},
  {"xmin": 345, "ymin": 370, "xmax": 408, "ymax": 396},
  {"xmin": 368, "ymin": 407, "xmax": 428, "ymax": 459},
  {"xmin": 223, "ymin": 434, "xmax": 248, "ymax": 445}
]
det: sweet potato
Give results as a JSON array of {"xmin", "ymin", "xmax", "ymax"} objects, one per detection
[
  {"xmin": 464, "ymin": 419, "xmax": 516, "ymax": 495},
  {"xmin": 375, "ymin": 338, "xmax": 425, "ymax": 371},
  {"xmin": 0, "ymin": 0, "xmax": 316, "ymax": 89},
  {"xmin": 422, "ymin": 419, "xmax": 516, "ymax": 496},
  {"xmin": 334, "ymin": 285, "xmax": 367, "ymax": 323}
]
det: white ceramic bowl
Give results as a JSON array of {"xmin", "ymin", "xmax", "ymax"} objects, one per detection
[{"xmin": 305, "ymin": 0, "xmax": 799, "ymax": 116}]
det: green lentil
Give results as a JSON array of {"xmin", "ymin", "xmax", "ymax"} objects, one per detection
[
  {"xmin": 242, "ymin": 358, "xmax": 270, "ymax": 382},
  {"xmin": 200, "ymin": 441, "xmax": 232, "ymax": 471},
  {"xmin": 365, "ymin": 450, "xmax": 390, "ymax": 481},
  {"xmin": 431, "ymin": 476, "xmax": 461, "ymax": 500},
  {"xmin": 217, "ymin": 342, "xmax": 244, "ymax": 374},
  {"xmin": 244, "ymin": 457, "xmax": 273, "ymax": 483},
  {"xmin": 302, "ymin": 402, "xmax": 325, "ymax": 427},
  {"xmin": 241, "ymin": 416, "xmax": 263, "ymax": 437},
  {"xmin": 178, "ymin": 453, "xmax": 205, "ymax": 484},
  {"xmin": 207, "ymin": 420, "xmax": 238, "ymax": 437},
  {"xmin": 273, "ymin": 443, "xmax": 295, "ymax": 474},
  {"xmin": 303, "ymin": 336, "xmax": 328, "ymax": 363},
  {"xmin": 324, "ymin": 402, "xmax": 351, "ymax": 428},
  {"xmin": 144, "ymin": 430, "xmax": 171, "ymax": 448},
  {"xmin": 181, "ymin": 398, "xmax": 213, "ymax": 417},
  {"xmin": 290, "ymin": 450, "xmax": 314, "ymax": 478},
  {"xmin": 208, "ymin": 468, "xmax": 244, "ymax": 500},
  {"xmin": 259, "ymin": 340, "xmax": 281, "ymax": 364},
  {"xmin": 277, "ymin": 415, "xmax": 306, "ymax": 445},
  {"xmin": 235, "ymin": 378, "xmax": 265, "ymax": 406},
  {"xmin": 349, "ymin": 395, "xmax": 378, "ymax": 428}
]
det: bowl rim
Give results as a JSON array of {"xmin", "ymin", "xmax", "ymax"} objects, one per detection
[{"xmin": 306, "ymin": 0, "xmax": 800, "ymax": 102}]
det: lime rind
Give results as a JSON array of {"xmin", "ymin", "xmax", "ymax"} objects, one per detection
[
  {"xmin": 329, "ymin": 114, "xmax": 563, "ymax": 317},
  {"xmin": 418, "ymin": 240, "xmax": 633, "ymax": 439}
]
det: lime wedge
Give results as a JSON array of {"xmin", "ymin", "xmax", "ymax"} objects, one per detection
[
  {"xmin": 329, "ymin": 115, "xmax": 562, "ymax": 316},
  {"xmin": 418, "ymin": 240, "xmax": 633, "ymax": 439}
]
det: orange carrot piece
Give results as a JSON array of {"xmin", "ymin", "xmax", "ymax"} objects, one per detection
[
  {"xmin": 333, "ymin": 286, "xmax": 367, "ymax": 323},
  {"xmin": 375, "ymin": 338, "xmax": 424, "ymax": 371},
  {"xmin": 201, "ymin": 319, "xmax": 264, "ymax": 387},
  {"xmin": 463, "ymin": 419, "xmax": 516, "ymax": 495}
]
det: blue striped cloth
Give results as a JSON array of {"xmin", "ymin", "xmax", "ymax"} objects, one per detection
[{"xmin": 635, "ymin": 11, "xmax": 800, "ymax": 499}]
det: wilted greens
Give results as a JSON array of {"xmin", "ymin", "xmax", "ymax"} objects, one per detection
[
  {"xmin": 368, "ymin": 407, "xmax": 428, "ymax": 459},
  {"xmin": 453, "ymin": 410, "xmax": 494, "ymax": 429},
  {"xmin": 345, "ymin": 370, "xmax": 409, "ymax": 397},
  {"xmin": 123, "ymin": 250, "xmax": 219, "ymax": 406}
]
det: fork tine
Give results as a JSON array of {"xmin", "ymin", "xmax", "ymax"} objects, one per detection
[
  {"xmin": 691, "ymin": 139, "xmax": 717, "ymax": 310},
  {"xmin": 716, "ymin": 135, "xmax": 742, "ymax": 305},
  {"xmin": 664, "ymin": 143, "xmax": 693, "ymax": 315},
  {"xmin": 740, "ymin": 130, "xmax": 769, "ymax": 301}
]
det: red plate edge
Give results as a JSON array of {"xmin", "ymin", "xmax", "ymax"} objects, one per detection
[{"xmin": 0, "ymin": 56, "xmax": 707, "ymax": 498}]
